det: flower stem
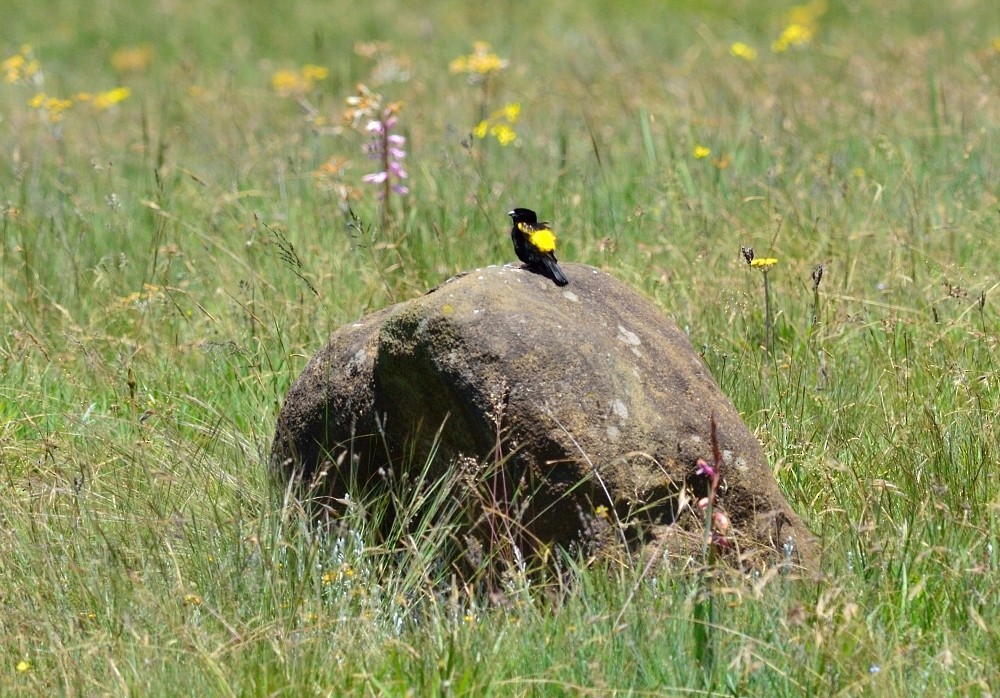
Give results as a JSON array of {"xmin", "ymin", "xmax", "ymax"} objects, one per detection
[
  {"xmin": 763, "ymin": 270, "xmax": 773, "ymax": 354},
  {"xmin": 379, "ymin": 128, "xmax": 390, "ymax": 234}
]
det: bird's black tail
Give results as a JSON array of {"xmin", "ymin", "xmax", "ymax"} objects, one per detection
[{"xmin": 542, "ymin": 257, "xmax": 569, "ymax": 286}]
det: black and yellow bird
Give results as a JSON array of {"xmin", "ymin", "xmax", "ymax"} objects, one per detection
[{"xmin": 507, "ymin": 207, "xmax": 569, "ymax": 286}]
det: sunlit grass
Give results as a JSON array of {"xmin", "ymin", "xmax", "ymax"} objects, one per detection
[{"xmin": 3, "ymin": 0, "xmax": 1000, "ymax": 694}]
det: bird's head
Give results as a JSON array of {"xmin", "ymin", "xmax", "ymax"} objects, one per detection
[{"xmin": 507, "ymin": 207, "xmax": 538, "ymax": 225}]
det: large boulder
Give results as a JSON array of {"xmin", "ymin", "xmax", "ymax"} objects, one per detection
[{"xmin": 270, "ymin": 263, "xmax": 816, "ymax": 570}]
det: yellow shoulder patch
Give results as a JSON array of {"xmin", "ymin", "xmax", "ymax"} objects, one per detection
[{"xmin": 528, "ymin": 227, "xmax": 557, "ymax": 253}]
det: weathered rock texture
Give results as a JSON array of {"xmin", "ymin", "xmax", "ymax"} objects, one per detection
[{"xmin": 270, "ymin": 263, "xmax": 816, "ymax": 570}]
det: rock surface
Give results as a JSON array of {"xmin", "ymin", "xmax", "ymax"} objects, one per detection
[{"xmin": 270, "ymin": 263, "xmax": 816, "ymax": 570}]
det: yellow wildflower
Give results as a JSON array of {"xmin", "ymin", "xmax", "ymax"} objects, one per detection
[
  {"xmin": 29, "ymin": 93, "xmax": 74, "ymax": 123},
  {"xmin": 449, "ymin": 41, "xmax": 508, "ymax": 76},
  {"xmin": 92, "ymin": 87, "xmax": 130, "ymax": 110},
  {"xmin": 16, "ymin": 660, "xmax": 30, "ymax": 673},
  {"xmin": 111, "ymin": 45, "xmax": 153, "ymax": 73},
  {"xmin": 322, "ymin": 570, "xmax": 336, "ymax": 585},
  {"xmin": 3, "ymin": 49, "xmax": 40, "ymax": 84},
  {"xmin": 301, "ymin": 64, "xmax": 329, "ymax": 82},
  {"xmin": 750, "ymin": 257, "xmax": 778, "ymax": 269},
  {"xmin": 595, "ymin": 505, "xmax": 610, "ymax": 520},
  {"xmin": 472, "ymin": 103, "xmax": 520, "ymax": 146},
  {"xmin": 693, "ymin": 145, "xmax": 711, "ymax": 159},
  {"xmin": 501, "ymin": 102, "xmax": 521, "ymax": 122},
  {"xmin": 772, "ymin": 2, "xmax": 824, "ymax": 53},
  {"xmin": 273, "ymin": 65, "xmax": 329, "ymax": 96},
  {"xmin": 491, "ymin": 123, "xmax": 517, "ymax": 145},
  {"xmin": 3, "ymin": 54, "xmax": 25, "ymax": 83},
  {"xmin": 729, "ymin": 42, "xmax": 757, "ymax": 61},
  {"xmin": 271, "ymin": 69, "xmax": 306, "ymax": 96},
  {"xmin": 182, "ymin": 593, "xmax": 203, "ymax": 606},
  {"xmin": 772, "ymin": 23, "xmax": 814, "ymax": 52}
]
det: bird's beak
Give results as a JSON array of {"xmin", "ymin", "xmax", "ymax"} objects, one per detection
[{"xmin": 507, "ymin": 210, "xmax": 515, "ymax": 217}]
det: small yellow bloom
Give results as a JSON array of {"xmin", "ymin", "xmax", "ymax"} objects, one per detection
[
  {"xmin": 491, "ymin": 123, "xmax": 517, "ymax": 145},
  {"xmin": 449, "ymin": 41, "xmax": 509, "ymax": 76},
  {"xmin": 29, "ymin": 93, "xmax": 74, "ymax": 123},
  {"xmin": 322, "ymin": 570, "xmax": 336, "ymax": 585},
  {"xmin": 271, "ymin": 69, "xmax": 307, "ymax": 96},
  {"xmin": 693, "ymin": 145, "xmax": 711, "ymax": 159},
  {"xmin": 730, "ymin": 42, "xmax": 757, "ymax": 61},
  {"xmin": 273, "ymin": 65, "xmax": 328, "ymax": 97},
  {"xmin": 111, "ymin": 45, "xmax": 153, "ymax": 73},
  {"xmin": 772, "ymin": 23, "xmax": 814, "ymax": 52},
  {"xmin": 16, "ymin": 660, "xmax": 30, "ymax": 673},
  {"xmin": 3, "ymin": 54, "xmax": 25, "ymax": 83},
  {"xmin": 301, "ymin": 64, "xmax": 329, "ymax": 82},
  {"xmin": 182, "ymin": 593, "xmax": 203, "ymax": 606},
  {"xmin": 472, "ymin": 103, "xmax": 519, "ymax": 145},
  {"xmin": 750, "ymin": 257, "xmax": 778, "ymax": 269},
  {"xmin": 3, "ymin": 50, "xmax": 40, "ymax": 84},
  {"xmin": 594, "ymin": 505, "xmax": 609, "ymax": 520},
  {"xmin": 92, "ymin": 87, "xmax": 130, "ymax": 110}
]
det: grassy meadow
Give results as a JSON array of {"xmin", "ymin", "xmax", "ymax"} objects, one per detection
[{"xmin": 3, "ymin": 0, "xmax": 1000, "ymax": 694}]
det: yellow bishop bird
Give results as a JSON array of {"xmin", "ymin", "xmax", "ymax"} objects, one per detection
[{"xmin": 507, "ymin": 207, "xmax": 569, "ymax": 286}]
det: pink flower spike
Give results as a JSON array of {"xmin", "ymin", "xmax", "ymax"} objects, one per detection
[
  {"xmin": 362, "ymin": 171, "xmax": 388, "ymax": 184},
  {"xmin": 389, "ymin": 161, "xmax": 408, "ymax": 178},
  {"xmin": 695, "ymin": 459, "xmax": 715, "ymax": 478},
  {"xmin": 392, "ymin": 183, "xmax": 409, "ymax": 196},
  {"xmin": 384, "ymin": 116, "xmax": 398, "ymax": 130},
  {"xmin": 387, "ymin": 134, "xmax": 406, "ymax": 145},
  {"xmin": 389, "ymin": 147, "xmax": 406, "ymax": 159},
  {"xmin": 365, "ymin": 120, "xmax": 385, "ymax": 134}
]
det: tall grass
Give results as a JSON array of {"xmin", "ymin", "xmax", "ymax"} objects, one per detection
[{"xmin": 2, "ymin": 0, "xmax": 1000, "ymax": 694}]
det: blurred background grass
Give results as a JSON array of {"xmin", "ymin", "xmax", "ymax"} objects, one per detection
[{"xmin": 2, "ymin": 0, "xmax": 1000, "ymax": 694}]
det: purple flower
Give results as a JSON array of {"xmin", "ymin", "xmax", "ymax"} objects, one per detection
[
  {"xmin": 695, "ymin": 459, "xmax": 716, "ymax": 479},
  {"xmin": 359, "ymin": 107, "xmax": 409, "ymax": 202}
]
